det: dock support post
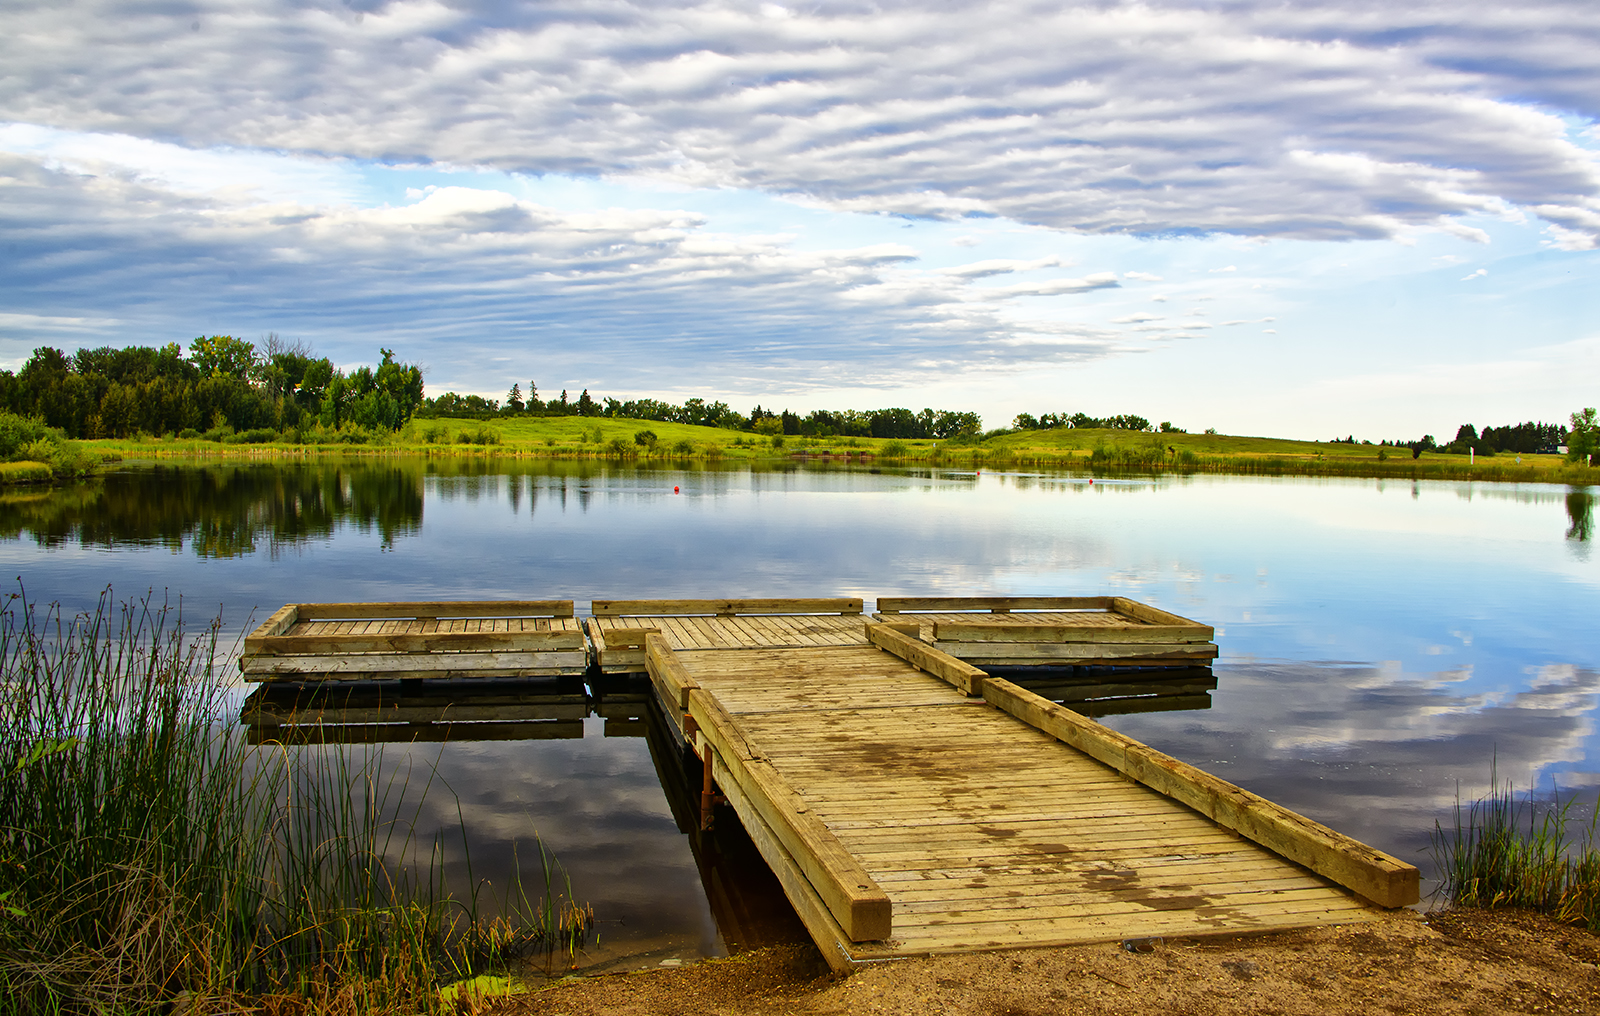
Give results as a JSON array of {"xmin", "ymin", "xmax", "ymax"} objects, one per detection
[{"xmin": 700, "ymin": 746, "xmax": 717, "ymax": 831}]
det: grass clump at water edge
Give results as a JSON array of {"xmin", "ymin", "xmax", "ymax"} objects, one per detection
[
  {"xmin": 1431, "ymin": 770, "xmax": 1600, "ymax": 932},
  {"xmin": 0, "ymin": 589, "xmax": 591, "ymax": 1015}
]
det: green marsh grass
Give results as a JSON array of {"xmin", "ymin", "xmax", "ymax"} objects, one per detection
[
  {"xmin": 0, "ymin": 590, "xmax": 591, "ymax": 1014},
  {"xmin": 1431, "ymin": 773, "xmax": 1600, "ymax": 932}
]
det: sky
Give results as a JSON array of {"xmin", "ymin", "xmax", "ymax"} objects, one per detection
[{"xmin": 1, "ymin": 0, "xmax": 1597, "ymax": 440}]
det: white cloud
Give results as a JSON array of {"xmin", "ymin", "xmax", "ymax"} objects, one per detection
[
  {"xmin": 1461, "ymin": 267, "xmax": 1489, "ymax": 280},
  {"xmin": 0, "ymin": 0, "xmax": 1596, "ymax": 244},
  {"xmin": 0, "ymin": 151, "xmax": 1133, "ymax": 388},
  {"xmin": 1123, "ymin": 271, "xmax": 1163, "ymax": 281},
  {"xmin": 1210, "ymin": 265, "xmax": 1240, "ymax": 273},
  {"xmin": 940, "ymin": 255, "xmax": 1064, "ymax": 278}
]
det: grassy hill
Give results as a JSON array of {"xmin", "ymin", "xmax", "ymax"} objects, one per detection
[{"xmin": 79, "ymin": 417, "xmax": 1598, "ymax": 486}]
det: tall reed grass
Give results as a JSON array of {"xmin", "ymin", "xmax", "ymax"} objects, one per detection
[
  {"xmin": 0, "ymin": 590, "xmax": 590, "ymax": 1015},
  {"xmin": 1431, "ymin": 772, "xmax": 1600, "ymax": 931}
]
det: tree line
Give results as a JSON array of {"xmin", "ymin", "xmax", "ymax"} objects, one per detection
[
  {"xmin": 1011, "ymin": 412, "xmax": 1188, "ymax": 433},
  {"xmin": 423, "ymin": 382, "xmax": 984, "ymax": 440},
  {"xmin": 1369, "ymin": 420, "xmax": 1570, "ymax": 458},
  {"xmin": 0, "ymin": 338, "xmax": 425, "ymax": 439}
]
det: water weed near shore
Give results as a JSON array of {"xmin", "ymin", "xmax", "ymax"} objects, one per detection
[
  {"xmin": 1432, "ymin": 774, "xmax": 1600, "ymax": 932},
  {"xmin": 0, "ymin": 590, "xmax": 587, "ymax": 1015}
]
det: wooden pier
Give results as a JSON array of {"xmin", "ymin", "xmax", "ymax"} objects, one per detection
[
  {"xmin": 238, "ymin": 593, "xmax": 1416, "ymax": 971},
  {"xmin": 645, "ymin": 621, "xmax": 1416, "ymax": 970}
]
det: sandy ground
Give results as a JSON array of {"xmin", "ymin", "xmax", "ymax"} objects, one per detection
[{"xmin": 487, "ymin": 908, "xmax": 1600, "ymax": 1016}]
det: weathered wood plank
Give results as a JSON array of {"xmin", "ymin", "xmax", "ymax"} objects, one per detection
[
  {"xmin": 707, "ymin": 752, "xmax": 859, "ymax": 972},
  {"xmin": 864, "ymin": 623, "xmax": 988, "ymax": 695},
  {"xmin": 876, "ymin": 597, "xmax": 1113, "ymax": 613},
  {"xmin": 1110, "ymin": 597, "xmax": 1200, "ymax": 627},
  {"xmin": 932, "ymin": 621, "xmax": 1214, "ymax": 644},
  {"xmin": 592, "ymin": 598, "xmax": 864, "ymax": 616},
  {"xmin": 293, "ymin": 600, "xmax": 575, "ymax": 620},
  {"xmin": 239, "ymin": 650, "xmax": 586, "ymax": 676},
  {"xmin": 247, "ymin": 630, "xmax": 583, "ymax": 655},
  {"xmin": 245, "ymin": 604, "xmax": 300, "ymax": 646},
  {"xmin": 981, "ymin": 677, "xmax": 1419, "ymax": 908},
  {"xmin": 934, "ymin": 641, "xmax": 1219, "ymax": 662},
  {"xmin": 689, "ymin": 689, "xmax": 893, "ymax": 942},
  {"xmin": 644, "ymin": 633, "xmax": 700, "ymax": 712}
]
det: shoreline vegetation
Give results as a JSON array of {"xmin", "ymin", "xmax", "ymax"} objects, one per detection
[
  {"xmin": 47, "ymin": 416, "xmax": 1600, "ymax": 488},
  {"xmin": 0, "ymin": 590, "xmax": 590, "ymax": 1015},
  {"xmin": 2, "ymin": 339, "xmax": 1593, "ymax": 487},
  {"xmin": 1432, "ymin": 776, "xmax": 1600, "ymax": 933}
]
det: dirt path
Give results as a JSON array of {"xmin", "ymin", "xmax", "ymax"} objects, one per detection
[{"xmin": 489, "ymin": 909, "xmax": 1600, "ymax": 1016}]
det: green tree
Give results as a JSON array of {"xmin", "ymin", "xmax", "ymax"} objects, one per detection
[
  {"xmin": 1569, "ymin": 408, "xmax": 1598, "ymax": 464},
  {"xmin": 188, "ymin": 335, "xmax": 257, "ymax": 380}
]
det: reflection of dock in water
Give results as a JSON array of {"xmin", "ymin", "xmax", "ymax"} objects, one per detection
[
  {"xmin": 1002, "ymin": 666, "xmax": 1217, "ymax": 717},
  {"xmin": 242, "ymin": 679, "xmax": 599, "ymax": 744}
]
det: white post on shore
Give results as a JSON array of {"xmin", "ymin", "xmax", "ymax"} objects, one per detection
[{"xmin": 1470, "ymin": 447, "xmax": 1475, "ymax": 465}]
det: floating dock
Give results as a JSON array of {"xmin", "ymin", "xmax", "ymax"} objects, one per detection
[
  {"xmin": 237, "ymin": 593, "xmax": 1416, "ymax": 970},
  {"xmin": 874, "ymin": 596, "xmax": 1219, "ymax": 669},
  {"xmin": 240, "ymin": 600, "xmax": 587, "ymax": 681}
]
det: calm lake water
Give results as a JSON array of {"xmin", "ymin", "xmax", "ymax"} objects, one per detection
[{"xmin": 4, "ymin": 459, "xmax": 1597, "ymax": 967}]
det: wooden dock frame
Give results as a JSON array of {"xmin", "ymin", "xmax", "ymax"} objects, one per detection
[
  {"xmin": 238, "ymin": 601, "xmax": 587, "ymax": 682},
  {"xmin": 587, "ymin": 598, "xmax": 866, "ymax": 674},
  {"xmin": 645, "ymin": 620, "xmax": 1417, "ymax": 971},
  {"xmin": 875, "ymin": 596, "xmax": 1221, "ymax": 669}
]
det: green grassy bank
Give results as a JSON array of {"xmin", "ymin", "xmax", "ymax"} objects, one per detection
[{"xmin": 73, "ymin": 418, "xmax": 1600, "ymax": 487}]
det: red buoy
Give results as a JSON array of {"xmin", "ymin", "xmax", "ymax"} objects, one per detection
[{"xmin": 674, "ymin": 485, "xmax": 680, "ymax": 493}]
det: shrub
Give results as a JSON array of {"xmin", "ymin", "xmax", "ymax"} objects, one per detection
[
  {"xmin": 222, "ymin": 428, "xmax": 278, "ymax": 444},
  {"xmin": 881, "ymin": 441, "xmax": 909, "ymax": 459},
  {"xmin": 0, "ymin": 413, "xmax": 51, "ymax": 459},
  {"xmin": 634, "ymin": 430, "xmax": 658, "ymax": 448}
]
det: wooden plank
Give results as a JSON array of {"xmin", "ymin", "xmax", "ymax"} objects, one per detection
[
  {"xmin": 936, "ymin": 642, "xmax": 1219, "ymax": 662},
  {"xmin": 981, "ymin": 677, "xmax": 1419, "ymax": 908},
  {"xmin": 876, "ymin": 597, "xmax": 1114, "ymax": 613},
  {"xmin": 247, "ymin": 630, "xmax": 583, "ymax": 655},
  {"xmin": 933, "ymin": 621, "xmax": 1214, "ymax": 644},
  {"xmin": 870, "ymin": 620, "xmax": 922, "ymax": 640},
  {"xmin": 244, "ymin": 604, "xmax": 299, "ymax": 648},
  {"xmin": 239, "ymin": 650, "xmax": 586, "ymax": 675},
  {"xmin": 864, "ymin": 623, "xmax": 988, "ymax": 695},
  {"xmin": 293, "ymin": 600, "xmax": 574, "ymax": 620},
  {"xmin": 592, "ymin": 598, "xmax": 864, "ymax": 617},
  {"xmin": 644, "ymin": 633, "xmax": 700, "ymax": 712},
  {"xmin": 689, "ymin": 689, "xmax": 893, "ymax": 942},
  {"xmin": 708, "ymin": 752, "xmax": 859, "ymax": 972},
  {"xmin": 594, "ymin": 625, "xmax": 660, "ymax": 650},
  {"xmin": 1109, "ymin": 597, "xmax": 1201, "ymax": 627}
]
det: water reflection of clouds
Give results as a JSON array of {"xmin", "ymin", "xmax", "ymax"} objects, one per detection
[
  {"xmin": 390, "ymin": 731, "xmax": 721, "ymax": 956},
  {"xmin": 1109, "ymin": 658, "xmax": 1600, "ymax": 888}
]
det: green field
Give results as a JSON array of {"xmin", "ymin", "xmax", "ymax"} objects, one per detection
[{"xmin": 71, "ymin": 418, "xmax": 1600, "ymax": 486}]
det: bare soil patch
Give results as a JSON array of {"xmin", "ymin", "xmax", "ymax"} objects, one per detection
[{"xmin": 490, "ymin": 909, "xmax": 1600, "ymax": 1016}]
